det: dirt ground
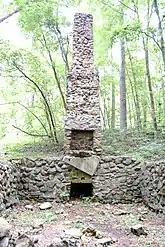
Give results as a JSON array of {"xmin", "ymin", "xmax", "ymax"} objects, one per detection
[{"xmin": 2, "ymin": 200, "xmax": 165, "ymax": 247}]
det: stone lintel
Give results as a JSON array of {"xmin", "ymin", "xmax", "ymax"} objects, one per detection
[{"xmin": 63, "ymin": 156, "xmax": 100, "ymax": 176}]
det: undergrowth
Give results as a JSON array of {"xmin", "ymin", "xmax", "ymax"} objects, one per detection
[{"xmin": 0, "ymin": 129, "xmax": 164, "ymax": 161}]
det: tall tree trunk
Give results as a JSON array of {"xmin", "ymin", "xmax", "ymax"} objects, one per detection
[
  {"xmin": 134, "ymin": 0, "xmax": 158, "ymax": 137},
  {"xmin": 127, "ymin": 93, "xmax": 133, "ymax": 129},
  {"xmin": 111, "ymin": 80, "xmax": 115, "ymax": 129},
  {"xmin": 143, "ymin": 37, "xmax": 158, "ymax": 137},
  {"xmin": 42, "ymin": 34, "xmax": 66, "ymax": 110},
  {"xmin": 120, "ymin": 39, "xmax": 127, "ymax": 138},
  {"xmin": 126, "ymin": 67, "xmax": 137, "ymax": 128},
  {"xmin": 153, "ymin": 0, "xmax": 165, "ymax": 121},
  {"xmin": 127, "ymin": 45, "xmax": 141, "ymax": 131},
  {"xmin": 141, "ymin": 77, "xmax": 148, "ymax": 130},
  {"xmin": 106, "ymin": 98, "xmax": 111, "ymax": 130}
]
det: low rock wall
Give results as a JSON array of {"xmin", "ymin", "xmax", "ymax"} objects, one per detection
[
  {"xmin": 14, "ymin": 155, "xmax": 142, "ymax": 203},
  {"xmin": 0, "ymin": 160, "xmax": 19, "ymax": 211},
  {"xmin": 16, "ymin": 157, "xmax": 71, "ymax": 201},
  {"xmin": 0, "ymin": 156, "xmax": 165, "ymax": 213},
  {"xmin": 141, "ymin": 160, "xmax": 165, "ymax": 213},
  {"xmin": 93, "ymin": 156, "xmax": 142, "ymax": 203}
]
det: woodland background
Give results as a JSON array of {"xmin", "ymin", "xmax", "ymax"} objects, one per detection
[{"xmin": 0, "ymin": 0, "xmax": 165, "ymax": 160}]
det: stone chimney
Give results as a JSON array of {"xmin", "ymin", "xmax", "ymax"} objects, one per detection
[{"xmin": 64, "ymin": 13, "xmax": 101, "ymax": 157}]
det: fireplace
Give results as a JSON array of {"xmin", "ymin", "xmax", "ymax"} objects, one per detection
[
  {"xmin": 70, "ymin": 130, "xmax": 94, "ymax": 151},
  {"xmin": 70, "ymin": 183, "xmax": 93, "ymax": 198}
]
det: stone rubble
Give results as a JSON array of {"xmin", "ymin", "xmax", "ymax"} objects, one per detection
[
  {"xmin": 48, "ymin": 226, "xmax": 117, "ymax": 247},
  {"xmin": 0, "ymin": 217, "xmax": 11, "ymax": 247},
  {"xmin": 39, "ymin": 202, "xmax": 52, "ymax": 210},
  {"xmin": 130, "ymin": 225, "xmax": 148, "ymax": 236}
]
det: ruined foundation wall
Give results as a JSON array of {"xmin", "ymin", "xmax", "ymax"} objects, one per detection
[
  {"xmin": 11, "ymin": 156, "xmax": 142, "ymax": 203},
  {"xmin": 93, "ymin": 156, "xmax": 142, "ymax": 203},
  {"xmin": 15, "ymin": 157, "xmax": 71, "ymax": 201},
  {"xmin": 0, "ymin": 160, "xmax": 19, "ymax": 211},
  {"xmin": 1, "ymin": 156, "xmax": 165, "ymax": 213},
  {"xmin": 141, "ymin": 160, "xmax": 165, "ymax": 213}
]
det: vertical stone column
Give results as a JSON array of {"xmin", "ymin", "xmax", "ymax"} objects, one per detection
[
  {"xmin": 65, "ymin": 13, "xmax": 101, "ymax": 156},
  {"xmin": 72, "ymin": 13, "xmax": 94, "ymax": 68}
]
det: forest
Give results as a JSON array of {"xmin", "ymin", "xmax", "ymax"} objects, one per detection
[{"xmin": 0, "ymin": 0, "xmax": 165, "ymax": 160}]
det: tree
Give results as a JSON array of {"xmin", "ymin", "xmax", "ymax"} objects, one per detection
[
  {"xmin": 120, "ymin": 38, "xmax": 127, "ymax": 137},
  {"xmin": 153, "ymin": 0, "xmax": 165, "ymax": 119},
  {"xmin": 0, "ymin": 9, "xmax": 19, "ymax": 24}
]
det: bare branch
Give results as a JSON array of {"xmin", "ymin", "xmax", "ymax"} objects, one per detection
[
  {"xmin": 101, "ymin": 0, "xmax": 124, "ymax": 15},
  {"xmin": 118, "ymin": 0, "xmax": 137, "ymax": 13},
  {"xmin": 53, "ymin": 22, "xmax": 70, "ymax": 72},
  {"xmin": 42, "ymin": 33, "xmax": 66, "ymax": 110},
  {"xmin": 0, "ymin": 9, "xmax": 19, "ymax": 24},
  {"xmin": 0, "ymin": 101, "xmax": 51, "ymax": 137},
  {"xmin": 141, "ymin": 31, "xmax": 162, "ymax": 50},
  {"xmin": 12, "ymin": 125, "xmax": 49, "ymax": 137},
  {"xmin": 12, "ymin": 63, "xmax": 59, "ymax": 143}
]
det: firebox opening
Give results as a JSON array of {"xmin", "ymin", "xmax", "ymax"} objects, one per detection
[
  {"xmin": 70, "ymin": 130, "xmax": 94, "ymax": 150},
  {"xmin": 70, "ymin": 183, "xmax": 93, "ymax": 198}
]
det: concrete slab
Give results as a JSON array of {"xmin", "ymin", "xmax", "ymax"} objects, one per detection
[{"xmin": 63, "ymin": 156, "xmax": 100, "ymax": 176}]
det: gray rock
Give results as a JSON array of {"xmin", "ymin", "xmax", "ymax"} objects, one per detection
[
  {"xmin": 64, "ymin": 228, "xmax": 82, "ymax": 238},
  {"xmin": 131, "ymin": 225, "xmax": 147, "ymax": 236},
  {"xmin": 123, "ymin": 158, "xmax": 132, "ymax": 165},
  {"xmin": 15, "ymin": 234, "xmax": 34, "ymax": 247},
  {"xmin": 96, "ymin": 237, "xmax": 116, "ymax": 246},
  {"xmin": 0, "ymin": 217, "xmax": 11, "ymax": 238},
  {"xmin": 48, "ymin": 237, "xmax": 67, "ymax": 247},
  {"xmin": 158, "ymin": 187, "xmax": 165, "ymax": 196},
  {"xmin": 25, "ymin": 205, "xmax": 33, "ymax": 210},
  {"xmin": 39, "ymin": 202, "xmax": 52, "ymax": 210},
  {"xmin": 0, "ymin": 236, "xmax": 9, "ymax": 247}
]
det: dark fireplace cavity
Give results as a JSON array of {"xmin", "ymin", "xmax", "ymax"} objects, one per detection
[
  {"xmin": 70, "ymin": 130, "xmax": 93, "ymax": 151},
  {"xmin": 70, "ymin": 182, "xmax": 93, "ymax": 198}
]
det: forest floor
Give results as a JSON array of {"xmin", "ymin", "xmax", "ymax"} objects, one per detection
[
  {"xmin": 2, "ymin": 200, "xmax": 165, "ymax": 247},
  {"xmin": 1, "ymin": 132, "xmax": 165, "ymax": 246},
  {"xmin": 1, "ymin": 131, "xmax": 165, "ymax": 161}
]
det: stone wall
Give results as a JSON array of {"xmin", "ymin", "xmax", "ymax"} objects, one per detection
[
  {"xmin": 93, "ymin": 156, "xmax": 142, "ymax": 203},
  {"xmin": 16, "ymin": 157, "xmax": 71, "ymax": 201},
  {"xmin": 65, "ymin": 13, "xmax": 101, "ymax": 155},
  {"xmin": 141, "ymin": 160, "xmax": 165, "ymax": 213},
  {"xmin": 1, "ymin": 156, "xmax": 165, "ymax": 213},
  {"xmin": 10, "ymin": 156, "xmax": 142, "ymax": 204},
  {"xmin": 0, "ymin": 160, "xmax": 19, "ymax": 211}
]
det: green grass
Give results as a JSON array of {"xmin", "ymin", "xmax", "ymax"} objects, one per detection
[
  {"xmin": 1, "ymin": 138, "xmax": 60, "ymax": 159},
  {"xmin": 102, "ymin": 130, "xmax": 165, "ymax": 161},
  {"xmin": 0, "ymin": 129, "xmax": 164, "ymax": 161}
]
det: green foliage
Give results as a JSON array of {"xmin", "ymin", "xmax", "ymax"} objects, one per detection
[
  {"xmin": 41, "ymin": 212, "xmax": 57, "ymax": 222},
  {"xmin": 110, "ymin": 20, "xmax": 142, "ymax": 44},
  {"xmin": 102, "ymin": 129, "xmax": 165, "ymax": 161},
  {"xmin": 0, "ymin": 0, "xmax": 165, "ymax": 159}
]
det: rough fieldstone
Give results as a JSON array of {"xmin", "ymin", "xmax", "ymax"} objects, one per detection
[
  {"xmin": 158, "ymin": 187, "xmax": 165, "ymax": 196},
  {"xmin": 48, "ymin": 237, "xmax": 66, "ymax": 247},
  {"xmin": 15, "ymin": 234, "xmax": 34, "ymax": 247},
  {"xmin": 96, "ymin": 237, "xmax": 116, "ymax": 246},
  {"xmin": 131, "ymin": 225, "xmax": 147, "ymax": 236},
  {"xmin": 39, "ymin": 202, "xmax": 52, "ymax": 210},
  {"xmin": 0, "ymin": 236, "xmax": 9, "ymax": 247},
  {"xmin": 0, "ymin": 217, "xmax": 11, "ymax": 238}
]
